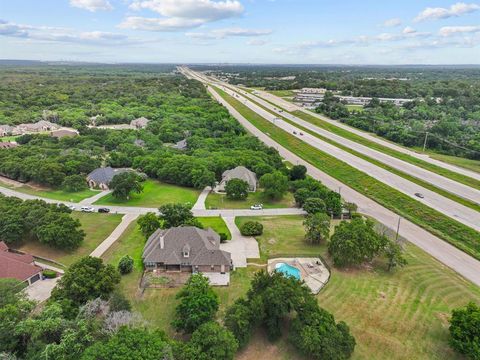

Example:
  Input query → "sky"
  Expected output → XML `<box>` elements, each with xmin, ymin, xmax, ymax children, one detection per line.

<box><xmin>0</xmin><ymin>0</ymin><xmax>479</xmax><ymax>64</ymax></box>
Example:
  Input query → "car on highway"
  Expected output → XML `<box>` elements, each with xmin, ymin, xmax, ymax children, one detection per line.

<box><xmin>414</xmin><ymin>193</ymin><xmax>425</xmax><ymax>198</ymax></box>
<box><xmin>80</xmin><ymin>206</ymin><xmax>95</xmax><ymax>213</ymax></box>
<box><xmin>250</xmin><ymin>204</ymin><xmax>263</xmax><ymax>210</ymax></box>
<box><xmin>98</xmin><ymin>207</ymin><xmax>110</xmax><ymax>213</ymax></box>
<box><xmin>293</xmin><ymin>131</ymin><xmax>297</xmax><ymax>135</ymax></box>
<box><xmin>299</xmin><ymin>132</ymin><xmax>304</xmax><ymax>136</ymax></box>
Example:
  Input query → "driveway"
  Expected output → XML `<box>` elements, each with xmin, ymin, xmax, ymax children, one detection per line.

<box><xmin>26</xmin><ymin>277</ymin><xmax>61</xmax><ymax>303</ymax></box>
<box><xmin>220</xmin><ymin>216</ymin><xmax>260</xmax><ymax>268</ymax></box>
<box><xmin>192</xmin><ymin>186</ymin><xmax>211</xmax><ymax>210</ymax></box>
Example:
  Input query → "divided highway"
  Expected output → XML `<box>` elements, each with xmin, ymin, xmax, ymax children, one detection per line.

<box><xmin>182</xmin><ymin>68</ymin><xmax>480</xmax><ymax>232</ymax></box>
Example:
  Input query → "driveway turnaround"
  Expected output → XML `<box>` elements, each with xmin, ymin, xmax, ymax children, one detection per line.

<box><xmin>26</xmin><ymin>277</ymin><xmax>60</xmax><ymax>303</ymax></box>
<box><xmin>220</xmin><ymin>216</ymin><xmax>260</xmax><ymax>268</ymax></box>
<box><xmin>205</xmin><ymin>82</ymin><xmax>480</xmax><ymax>287</ymax></box>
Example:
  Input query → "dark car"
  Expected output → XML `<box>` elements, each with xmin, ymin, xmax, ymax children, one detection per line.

<box><xmin>414</xmin><ymin>193</ymin><xmax>424</xmax><ymax>199</ymax></box>
<box><xmin>98</xmin><ymin>207</ymin><xmax>110</xmax><ymax>213</ymax></box>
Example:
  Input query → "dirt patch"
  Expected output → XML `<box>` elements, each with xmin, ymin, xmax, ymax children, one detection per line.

<box><xmin>268</xmin><ymin>238</ymin><xmax>276</xmax><ymax>245</ymax></box>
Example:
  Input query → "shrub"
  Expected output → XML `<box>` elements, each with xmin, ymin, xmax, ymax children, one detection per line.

<box><xmin>42</xmin><ymin>269</ymin><xmax>57</xmax><ymax>278</ymax></box>
<box><xmin>117</xmin><ymin>255</ymin><xmax>134</xmax><ymax>275</ymax></box>
<box><xmin>449</xmin><ymin>302</ymin><xmax>480</xmax><ymax>359</ymax></box>
<box><xmin>109</xmin><ymin>291</ymin><xmax>131</xmax><ymax>312</ymax></box>
<box><xmin>240</xmin><ymin>221</ymin><xmax>263</xmax><ymax>236</ymax></box>
<box><xmin>303</xmin><ymin>197</ymin><xmax>327</xmax><ymax>214</ymax></box>
<box><xmin>219</xmin><ymin>233</ymin><xmax>228</xmax><ymax>243</ymax></box>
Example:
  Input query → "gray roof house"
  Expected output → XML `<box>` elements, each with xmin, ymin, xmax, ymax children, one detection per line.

<box><xmin>130</xmin><ymin>117</ymin><xmax>150</xmax><ymax>129</ymax></box>
<box><xmin>143</xmin><ymin>226</ymin><xmax>232</xmax><ymax>286</ymax></box>
<box><xmin>172</xmin><ymin>139</ymin><xmax>188</xmax><ymax>150</ymax></box>
<box><xmin>217</xmin><ymin>166</ymin><xmax>258</xmax><ymax>192</ymax></box>
<box><xmin>0</xmin><ymin>125</ymin><xmax>14</xmax><ymax>137</ymax></box>
<box><xmin>86</xmin><ymin>167</ymin><xmax>129</xmax><ymax>190</ymax></box>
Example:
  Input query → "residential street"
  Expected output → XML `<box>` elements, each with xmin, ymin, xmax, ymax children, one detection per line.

<box><xmin>205</xmin><ymin>83</ymin><xmax>480</xmax><ymax>287</ymax></box>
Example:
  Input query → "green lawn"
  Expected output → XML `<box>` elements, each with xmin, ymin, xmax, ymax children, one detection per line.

<box><xmin>94</xmin><ymin>180</ymin><xmax>201</xmax><ymax>208</ymax></box>
<box><xmin>215</xmin><ymin>87</ymin><xmax>480</xmax><ymax>261</ymax></box>
<box><xmin>0</xmin><ymin>135</ymin><xmax>19</xmax><ymax>142</ymax></box>
<box><xmin>16</xmin><ymin>212</ymin><xmax>122</xmax><ymax>267</ymax></box>
<box><xmin>267</xmin><ymin>90</ymin><xmax>296</xmax><ymax>98</ymax></box>
<box><xmin>205</xmin><ymin>190</ymin><xmax>296</xmax><ymax>209</ymax></box>
<box><xmin>422</xmin><ymin>150</ymin><xmax>480</xmax><ymax>174</ymax></box>
<box><xmin>346</xmin><ymin>104</ymin><xmax>364</xmax><ymax>112</ymax></box>
<box><xmin>196</xmin><ymin>216</ymin><xmax>231</xmax><ymax>240</ymax></box>
<box><xmin>233</xmin><ymin>215</ymin><xmax>480</xmax><ymax>360</ymax></box>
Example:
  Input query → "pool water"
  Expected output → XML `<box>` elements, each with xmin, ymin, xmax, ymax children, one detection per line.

<box><xmin>275</xmin><ymin>262</ymin><xmax>301</xmax><ymax>280</ymax></box>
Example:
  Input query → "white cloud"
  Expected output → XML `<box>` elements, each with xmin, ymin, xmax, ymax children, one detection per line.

<box><xmin>414</xmin><ymin>2</ymin><xmax>480</xmax><ymax>22</ymax></box>
<box><xmin>122</xmin><ymin>0</ymin><xmax>244</xmax><ymax>31</ymax></box>
<box><xmin>186</xmin><ymin>27</ymin><xmax>271</xmax><ymax>39</ymax></box>
<box><xmin>439</xmin><ymin>25</ymin><xmax>480</xmax><ymax>36</ymax></box>
<box><xmin>403</xmin><ymin>26</ymin><xmax>416</xmax><ymax>34</ymax></box>
<box><xmin>70</xmin><ymin>0</ymin><xmax>113</xmax><ymax>12</ymax></box>
<box><xmin>247</xmin><ymin>39</ymin><xmax>267</xmax><ymax>46</ymax></box>
<box><xmin>383</xmin><ymin>18</ymin><xmax>402</xmax><ymax>27</ymax></box>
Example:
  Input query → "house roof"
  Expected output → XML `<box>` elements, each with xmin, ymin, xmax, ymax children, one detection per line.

<box><xmin>0</xmin><ymin>241</ymin><xmax>42</xmax><ymax>282</ymax></box>
<box><xmin>221</xmin><ymin>166</ymin><xmax>257</xmax><ymax>188</ymax></box>
<box><xmin>130</xmin><ymin>117</ymin><xmax>149</xmax><ymax>128</ymax></box>
<box><xmin>86</xmin><ymin>167</ymin><xmax>129</xmax><ymax>185</ymax></box>
<box><xmin>143</xmin><ymin>226</ymin><xmax>231</xmax><ymax>267</ymax></box>
<box><xmin>173</xmin><ymin>139</ymin><xmax>187</xmax><ymax>150</ymax></box>
<box><xmin>0</xmin><ymin>125</ymin><xmax>14</xmax><ymax>132</ymax></box>
<box><xmin>51</xmin><ymin>129</ymin><xmax>78</xmax><ymax>138</ymax></box>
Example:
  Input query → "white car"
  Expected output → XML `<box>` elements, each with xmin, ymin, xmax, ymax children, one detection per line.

<box><xmin>80</xmin><ymin>206</ymin><xmax>95</xmax><ymax>213</ymax></box>
<box><xmin>250</xmin><ymin>204</ymin><xmax>263</xmax><ymax>210</ymax></box>
<box><xmin>67</xmin><ymin>205</ymin><xmax>76</xmax><ymax>211</ymax></box>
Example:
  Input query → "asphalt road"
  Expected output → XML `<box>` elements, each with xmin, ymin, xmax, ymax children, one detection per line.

<box><xmin>202</xmin><ymin>82</ymin><xmax>480</xmax><ymax>287</ymax></box>
<box><xmin>193</xmin><ymin>74</ymin><xmax>480</xmax><ymax>232</ymax></box>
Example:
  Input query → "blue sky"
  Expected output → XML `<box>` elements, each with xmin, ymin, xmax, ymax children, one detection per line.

<box><xmin>0</xmin><ymin>0</ymin><xmax>479</xmax><ymax>64</ymax></box>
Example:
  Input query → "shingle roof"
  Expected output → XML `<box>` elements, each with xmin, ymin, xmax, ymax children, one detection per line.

<box><xmin>221</xmin><ymin>166</ymin><xmax>257</xmax><ymax>188</ymax></box>
<box><xmin>143</xmin><ymin>226</ymin><xmax>231</xmax><ymax>267</ymax></box>
<box><xmin>173</xmin><ymin>139</ymin><xmax>187</xmax><ymax>150</ymax></box>
<box><xmin>0</xmin><ymin>241</ymin><xmax>42</xmax><ymax>282</ymax></box>
<box><xmin>130</xmin><ymin>117</ymin><xmax>149</xmax><ymax>128</ymax></box>
<box><xmin>86</xmin><ymin>167</ymin><xmax>128</xmax><ymax>185</ymax></box>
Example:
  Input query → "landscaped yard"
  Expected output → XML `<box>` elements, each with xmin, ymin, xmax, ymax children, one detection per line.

<box><xmin>16</xmin><ymin>212</ymin><xmax>123</xmax><ymax>267</ymax></box>
<box><xmin>0</xmin><ymin>177</ymin><xmax>98</xmax><ymax>202</ymax></box>
<box><xmin>94</xmin><ymin>179</ymin><xmax>200</xmax><ymax>208</ymax></box>
<box><xmin>205</xmin><ymin>190</ymin><xmax>296</xmax><ymax>209</ymax></box>
<box><xmin>196</xmin><ymin>216</ymin><xmax>231</xmax><ymax>240</ymax></box>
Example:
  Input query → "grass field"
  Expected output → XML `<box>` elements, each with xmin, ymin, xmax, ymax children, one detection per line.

<box><xmin>16</xmin><ymin>212</ymin><xmax>122</xmax><ymax>266</ymax></box>
<box><xmin>267</xmin><ymin>90</ymin><xmax>296</xmax><ymax>98</ymax></box>
<box><xmin>196</xmin><ymin>216</ymin><xmax>231</xmax><ymax>240</ymax></box>
<box><xmin>0</xmin><ymin>135</ymin><xmax>19</xmax><ymax>142</ymax></box>
<box><xmin>346</xmin><ymin>104</ymin><xmax>364</xmax><ymax>112</ymax></box>
<box><xmin>205</xmin><ymin>190</ymin><xmax>296</xmax><ymax>209</ymax></box>
<box><xmin>422</xmin><ymin>150</ymin><xmax>480</xmax><ymax>174</ymax></box>
<box><xmin>215</xmin><ymin>87</ymin><xmax>480</xmax><ymax>260</ymax></box>
<box><xmin>0</xmin><ymin>178</ymin><xmax>98</xmax><ymax>202</ymax></box>
<box><xmin>94</xmin><ymin>179</ymin><xmax>200</xmax><ymax>208</ymax></box>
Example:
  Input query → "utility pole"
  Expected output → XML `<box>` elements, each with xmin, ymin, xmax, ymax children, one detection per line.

<box><xmin>395</xmin><ymin>217</ymin><xmax>401</xmax><ymax>242</ymax></box>
<box><xmin>422</xmin><ymin>132</ymin><xmax>429</xmax><ymax>152</ymax></box>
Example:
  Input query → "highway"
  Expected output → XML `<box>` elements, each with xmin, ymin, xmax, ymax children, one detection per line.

<box><xmin>200</xmin><ymin>81</ymin><xmax>480</xmax><ymax>287</ymax></box>
<box><xmin>182</xmin><ymin>67</ymin><xmax>480</xmax><ymax>232</ymax></box>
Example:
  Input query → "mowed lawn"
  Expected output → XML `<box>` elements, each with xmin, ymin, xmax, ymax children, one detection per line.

<box><xmin>196</xmin><ymin>216</ymin><xmax>231</xmax><ymax>240</ymax></box>
<box><xmin>94</xmin><ymin>180</ymin><xmax>200</xmax><ymax>208</ymax></box>
<box><xmin>234</xmin><ymin>215</ymin><xmax>480</xmax><ymax>360</ymax></box>
<box><xmin>16</xmin><ymin>212</ymin><xmax>122</xmax><ymax>267</ymax></box>
<box><xmin>102</xmin><ymin>221</ymin><xmax>252</xmax><ymax>334</ymax></box>
<box><xmin>206</xmin><ymin>190</ymin><xmax>296</xmax><ymax>209</ymax></box>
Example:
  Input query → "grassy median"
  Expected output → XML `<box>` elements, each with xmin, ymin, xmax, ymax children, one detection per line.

<box><xmin>214</xmin><ymin>87</ymin><xmax>480</xmax><ymax>260</ymax></box>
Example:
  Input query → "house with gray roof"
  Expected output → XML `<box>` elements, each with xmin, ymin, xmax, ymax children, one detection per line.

<box><xmin>86</xmin><ymin>167</ymin><xmax>129</xmax><ymax>190</ymax></box>
<box><xmin>130</xmin><ymin>117</ymin><xmax>150</xmax><ymax>129</ymax></box>
<box><xmin>0</xmin><ymin>125</ymin><xmax>14</xmax><ymax>137</ymax></box>
<box><xmin>143</xmin><ymin>226</ymin><xmax>232</xmax><ymax>286</ymax></box>
<box><xmin>217</xmin><ymin>166</ymin><xmax>258</xmax><ymax>192</ymax></box>
<box><xmin>172</xmin><ymin>138</ymin><xmax>188</xmax><ymax>150</ymax></box>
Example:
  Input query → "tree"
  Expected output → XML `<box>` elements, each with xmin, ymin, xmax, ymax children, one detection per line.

<box><xmin>290</xmin><ymin>306</ymin><xmax>356</xmax><ymax>360</ymax></box>
<box><xmin>109</xmin><ymin>291</ymin><xmax>132</xmax><ymax>312</ymax></box>
<box><xmin>159</xmin><ymin>203</ymin><xmax>197</xmax><ymax>228</ymax></box>
<box><xmin>224</xmin><ymin>298</ymin><xmax>256</xmax><ymax>348</ymax></box>
<box><xmin>328</xmin><ymin>218</ymin><xmax>387</xmax><ymax>267</ymax></box>
<box><xmin>326</xmin><ymin>191</ymin><xmax>342</xmax><ymax>217</ymax></box>
<box><xmin>449</xmin><ymin>302</ymin><xmax>480</xmax><ymax>359</ymax></box>
<box><xmin>110</xmin><ymin>172</ymin><xmax>144</xmax><ymax>200</ymax></box>
<box><xmin>182</xmin><ymin>322</ymin><xmax>239</xmax><ymax>360</ymax></box>
<box><xmin>36</xmin><ymin>213</ymin><xmax>85</xmax><ymax>249</ymax></box>
<box><xmin>62</xmin><ymin>174</ymin><xmax>88</xmax><ymax>192</ymax></box>
<box><xmin>240</xmin><ymin>221</ymin><xmax>263</xmax><ymax>236</ymax></box>
<box><xmin>81</xmin><ymin>327</ymin><xmax>173</xmax><ymax>360</ymax></box>
<box><xmin>293</xmin><ymin>188</ymin><xmax>311</xmax><ymax>207</ymax></box>
<box><xmin>225</xmin><ymin>179</ymin><xmax>249</xmax><ymax>200</ymax></box>
<box><xmin>303</xmin><ymin>197</ymin><xmax>327</xmax><ymax>214</ymax></box>
<box><xmin>303</xmin><ymin>213</ymin><xmax>331</xmax><ymax>244</ymax></box>
<box><xmin>51</xmin><ymin>256</ymin><xmax>121</xmax><ymax>309</ymax></box>
<box><xmin>259</xmin><ymin>171</ymin><xmax>289</xmax><ymax>200</ymax></box>
<box><xmin>138</xmin><ymin>212</ymin><xmax>161</xmax><ymax>238</ymax></box>
<box><xmin>384</xmin><ymin>240</ymin><xmax>407</xmax><ymax>271</ymax></box>
<box><xmin>289</xmin><ymin>165</ymin><xmax>307</xmax><ymax>181</ymax></box>
<box><xmin>172</xmin><ymin>274</ymin><xmax>219</xmax><ymax>333</ymax></box>
<box><xmin>343</xmin><ymin>202</ymin><xmax>358</xmax><ymax>217</ymax></box>
<box><xmin>118</xmin><ymin>255</ymin><xmax>134</xmax><ymax>275</ymax></box>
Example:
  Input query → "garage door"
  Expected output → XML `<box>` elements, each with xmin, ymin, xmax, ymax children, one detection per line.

<box><xmin>30</xmin><ymin>274</ymin><xmax>40</xmax><ymax>284</ymax></box>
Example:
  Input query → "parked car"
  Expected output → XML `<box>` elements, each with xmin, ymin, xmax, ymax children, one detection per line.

<box><xmin>67</xmin><ymin>205</ymin><xmax>76</xmax><ymax>211</ymax></box>
<box><xmin>414</xmin><ymin>193</ymin><xmax>425</xmax><ymax>198</ymax></box>
<box><xmin>98</xmin><ymin>207</ymin><xmax>110</xmax><ymax>213</ymax></box>
<box><xmin>80</xmin><ymin>206</ymin><xmax>95</xmax><ymax>213</ymax></box>
<box><xmin>250</xmin><ymin>204</ymin><xmax>263</xmax><ymax>210</ymax></box>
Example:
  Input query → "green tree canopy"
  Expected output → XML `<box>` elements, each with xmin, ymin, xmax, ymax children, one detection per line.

<box><xmin>259</xmin><ymin>171</ymin><xmax>289</xmax><ymax>200</ymax></box>
<box><xmin>159</xmin><ymin>203</ymin><xmax>200</xmax><ymax>228</ymax></box>
<box><xmin>449</xmin><ymin>302</ymin><xmax>480</xmax><ymax>359</ymax></box>
<box><xmin>303</xmin><ymin>197</ymin><xmax>327</xmax><ymax>214</ymax></box>
<box><xmin>303</xmin><ymin>212</ymin><xmax>331</xmax><ymax>244</ymax></box>
<box><xmin>138</xmin><ymin>212</ymin><xmax>161</xmax><ymax>238</ymax></box>
<box><xmin>225</xmin><ymin>178</ymin><xmax>249</xmax><ymax>200</ymax></box>
<box><xmin>110</xmin><ymin>172</ymin><xmax>144</xmax><ymax>200</ymax></box>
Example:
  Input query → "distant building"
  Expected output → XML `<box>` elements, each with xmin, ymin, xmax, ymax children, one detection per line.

<box><xmin>130</xmin><ymin>117</ymin><xmax>150</xmax><ymax>129</ymax></box>
<box><xmin>143</xmin><ymin>226</ymin><xmax>232</xmax><ymax>286</ymax></box>
<box><xmin>0</xmin><ymin>241</ymin><xmax>42</xmax><ymax>286</ymax></box>
<box><xmin>51</xmin><ymin>128</ymin><xmax>79</xmax><ymax>138</ymax></box>
<box><xmin>172</xmin><ymin>139</ymin><xmax>188</xmax><ymax>151</ymax></box>
<box><xmin>11</xmin><ymin>120</ymin><xmax>61</xmax><ymax>135</ymax></box>
<box><xmin>86</xmin><ymin>167</ymin><xmax>130</xmax><ymax>190</ymax></box>
<box><xmin>0</xmin><ymin>125</ymin><xmax>14</xmax><ymax>137</ymax></box>
<box><xmin>217</xmin><ymin>166</ymin><xmax>257</xmax><ymax>192</ymax></box>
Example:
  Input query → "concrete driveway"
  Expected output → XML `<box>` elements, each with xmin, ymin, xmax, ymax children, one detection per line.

<box><xmin>26</xmin><ymin>277</ymin><xmax>61</xmax><ymax>303</ymax></box>
<box><xmin>220</xmin><ymin>216</ymin><xmax>260</xmax><ymax>268</ymax></box>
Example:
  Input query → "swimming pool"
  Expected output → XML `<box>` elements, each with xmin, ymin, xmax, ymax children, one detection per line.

<box><xmin>275</xmin><ymin>262</ymin><xmax>301</xmax><ymax>280</ymax></box>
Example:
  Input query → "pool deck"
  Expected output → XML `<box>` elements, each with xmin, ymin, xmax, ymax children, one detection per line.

<box><xmin>268</xmin><ymin>257</ymin><xmax>330</xmax><ymax>294</ymax></box>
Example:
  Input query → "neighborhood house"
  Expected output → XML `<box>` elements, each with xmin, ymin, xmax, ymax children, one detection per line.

<box><xmin>86</xmin><ymin>166</ymin><xmax>129</xmax><ymax>190</ymax></box>
<box><xmin>0</xmin><ymin>120</ymin><xmax>61</xmax><ymax>137</ymax></box>
<box><xmin>130</xmin><ymin>117</ymin><xmax>150</xmax><ymax>129</ymax></box>
<box><xmin>143</xmin><ymin>226</ymin><xmax>232</xmax><ymax>286</ymax></box>
<box><xmin>0</xmin><ymin>241</ymin><xmax>43</xmax><ymax>286</ymax></box>
<box><xmin>217</xmin><ymin>166</ymin><xmax>258</xmax><ymax>192</ymax></box>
